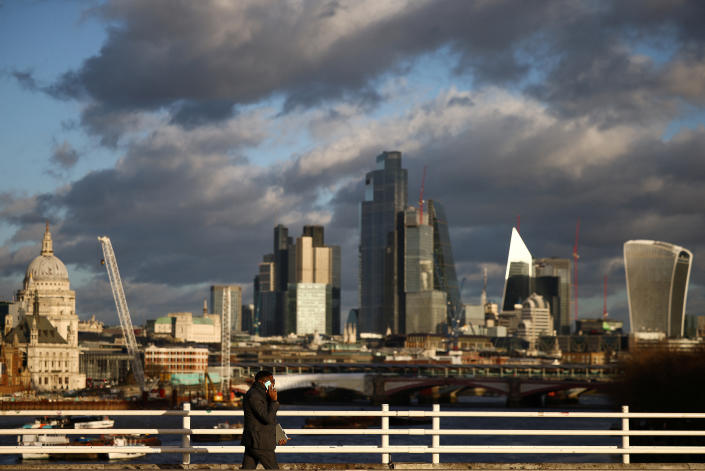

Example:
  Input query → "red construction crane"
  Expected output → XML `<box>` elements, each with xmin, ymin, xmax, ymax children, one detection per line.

<box><xmin>572</xmin><ymin>220</ymin><xmax>580</xmax><ymax>323</ymax></box>
<box><xmin>418</xmin><ymin>166</ymin><xmax>427</xmax><ymax>225</ymax></box>
<box><xmin>603</xmin><ymin>275</ymin><xmax>608</xmax><ymax>320</ymax></box>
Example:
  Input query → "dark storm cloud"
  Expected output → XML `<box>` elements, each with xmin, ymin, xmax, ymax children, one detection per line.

<box><xmin>47</xmin><ymin>0</ymin><xmax>705</xmax><ymax>140</ymax></box>
<box><xmin>79</xmin><ymin>103</ymin><xmax>143</xmax><ymax>148</ymax></box>
<box><xmin>169</xmin><ymin>100</ymin><xmax>236</xmax><ymax>128</ymax></box>
<box><xmin>50</xmin><ymin>0</ymin><xmax>553</xmax><ymax>116</ymax></box>
<box><xmin>50</xmin><ymin>140</ymin><xmax>80</xmax><ymax>169</ymax></box>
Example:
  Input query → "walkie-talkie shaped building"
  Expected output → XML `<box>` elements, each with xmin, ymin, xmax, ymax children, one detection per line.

<box><xmin>624</xmin><ymin>240</ymin><xmax>693</xmax><ymax>337</ymax></box>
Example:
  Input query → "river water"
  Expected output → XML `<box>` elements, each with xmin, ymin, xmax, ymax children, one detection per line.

<box><xmin>0</xmin><ymin>394</ymin><xmax>621</xmax><ymax>465</ymax></box>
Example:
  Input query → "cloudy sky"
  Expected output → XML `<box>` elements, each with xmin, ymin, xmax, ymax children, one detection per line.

<box><xmin>1</xmin><ymin>0</ymin><xmax>704</xmax><ymax>329</ymax></box>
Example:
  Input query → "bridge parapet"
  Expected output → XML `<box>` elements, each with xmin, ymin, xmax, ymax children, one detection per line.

<box><xmin>3</xmin><ymin>405</ymin><xmax>704</xmax><ymax>466</ymax></box>
<box><xmin>234</xmin><ymin>362</ymin><xmax>620</xmax><ymax>382</ymax></box>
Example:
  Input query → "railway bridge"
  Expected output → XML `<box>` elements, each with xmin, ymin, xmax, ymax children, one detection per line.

<box><xmin>231</xmin><ymin>362</ymin><xmax>617</xmax><ymax>406</ymax></box>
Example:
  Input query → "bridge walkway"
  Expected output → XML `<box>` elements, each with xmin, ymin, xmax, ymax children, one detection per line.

<box><xmin>0</xmin><ymin>463</ymin><xmax>704</xmax><ymax>470</ymax></box>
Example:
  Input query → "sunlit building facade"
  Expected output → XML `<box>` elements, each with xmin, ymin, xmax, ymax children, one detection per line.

<box><xmin>287</xmin><ymin>283</ymin><xmax>332</xmax><ymax>335</ymax></box>
<box><xmin>501</xmin><ymin>227</ymin><xmax>533</xmax><ymax>311</ymax></box>
<box><xmin>1</xmin><ymin>224</ymin><xmax>85</xmax><ymax>391</ymax></box>
<box><xmin>624</xmin><ymin>240</ymin><xmax>693</xmax><ymax>337</ymax></box>
<box><xmin>400</xmin><ymin>206</ymin><xmax>447</xmax><ymax>333</ymax></box>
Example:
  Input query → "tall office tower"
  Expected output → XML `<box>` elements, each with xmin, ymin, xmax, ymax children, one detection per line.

<box><xmin>534</xmin><ymin>258</ymin><xmax>572</xmax><ymax>334</ymax></box>
<box><xmin>257</xmin><ymin>260</ymin><xmax>275</xmax><ymax>291</ymax></box>
<box><xmin>624</xmin><ymin>240</ymin><xmax>693</xmax><ymax>337</ymax></box>
<box><xmin>272</xmin><ymin>225</ymin><xmax>293</xmax><ymax>335</ymax></box>
<box><xmin>210</xmin><ymin>285</ymin><xmax>243</xmax><ymax>333</ymax></box>
<box><xmin>501</xmin><ymin>227</ymin><xmax>533</xmax><ymax>311</ymax></box>
<box><xmin>273</xmin><ymin>225</ymin><xmax>290</xmax><ymax>291</ymax></box>
<box><xmin>303</xmin><ymin>225</ymin><xmax>325</xmax><ymax>247</ymax></box>
<box><xmin>295</xmin><ymin>236</ymin><xmax>315</xmax><ymax>282</ymax></box>
<box><xmin>330</xmin><ymin>245</ymin><xmax>342</xmax><ymax>334</ymax></box>
<box><xmin>401</xmin><ymin>206</ymin><xmax>447</xmax><ymax>333</ymax></box>
<box><xmin>359</xmin><ymin>151</ymin><xmax>408</xmax><ymax>334</ymax></box>
<box><xmin>517</xmin><ymin>293</ymin><xmax>553</xmax><ymax>349</ymax></box>
<box><xmin>254</xmin><ymin>254</ymin><xmax>278</xmax><ymax>336</ymax></box>
<box><xmin>241</xmin><ymin>304</ymin><xmax>254</xmax><ymax>333</ymax></box>
<box><xmin>287</xmin><ymin>283</ymin><xmax>332</xmax><ymax>335</ymax></box>
<box><xmin>286</xmin><ymin>228</ymin><xmax>340</xmax><ymax>335</ymax></box>
<box><xmin>427</xmin><ymin>200</ymin><xmax>462</xmax><ymax>327</ymax></box>
<box><xmin>301</xmin><ymin>224</ymin><xmax>341</xmax><ymax>332</ymax></box>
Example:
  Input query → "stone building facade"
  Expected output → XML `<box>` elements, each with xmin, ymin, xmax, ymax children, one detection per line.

<box><xmin>1</xmin><ymin>224</ymin><xmax>86</xmax><ymax>391</ymax></box>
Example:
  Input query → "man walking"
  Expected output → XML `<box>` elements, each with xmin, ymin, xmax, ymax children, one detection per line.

<box><xmin>241</xmin><ymin>370</ymin><xmax>280</xmax><ymax>469</ymax></box>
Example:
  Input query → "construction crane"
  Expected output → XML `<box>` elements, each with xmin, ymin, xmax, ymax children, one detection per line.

<box><xmin>220</xmin><ymin>289</ymin><xmax>231</xmax><ymax>394</ymax></box>
<box><xmin>457</xmin><ymin>277</ymin><xmax>471</xmax><ymax>334</ymax></box>
<box><xmin>98</xmin><ymin>236</ymin><xmax>145</xmax><ymax>390</ymax></box>
<box><xmin>572</xmin><ymin>220</ymin><xmax>580</xmax><ymax>325</ymax></box>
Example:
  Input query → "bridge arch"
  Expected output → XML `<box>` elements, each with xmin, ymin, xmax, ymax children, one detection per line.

<box><xmin>232</xmin><ymin>373</ymin><xmax>368</xmax><ymax>396</ymax></box>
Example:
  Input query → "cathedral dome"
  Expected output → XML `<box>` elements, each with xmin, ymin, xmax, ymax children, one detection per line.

<box><xmin>24</xmin><ymin>223</ymin><xmax>69</xmax><ymax>284</ymax></box>
<box><xmin>26</xmin><ymin>253</ymin><xmax>69</xmax><ymax>282</ymax></box>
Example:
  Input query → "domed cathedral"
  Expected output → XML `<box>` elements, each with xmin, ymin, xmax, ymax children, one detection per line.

<box><xmin>15</xmin><ymin>223</ymin><xmax>78</xmax><ymax>345</ymax></box>
<box><xmin>2</xmin><ymin>223</ymin><xmax>85</xmax><ymax>392</ymax></box>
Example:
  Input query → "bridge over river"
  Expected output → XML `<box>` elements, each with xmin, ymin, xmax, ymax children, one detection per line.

<box><xmin>231</xmin><ymin>363</ymin><xmax>618</xmax><ymax>406</ymax></box>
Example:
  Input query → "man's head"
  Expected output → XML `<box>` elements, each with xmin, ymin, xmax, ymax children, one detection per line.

<box><xmin>254</xmin><ymin>370</ymin><xmax>274</xmax><ymax>385</ymax></box>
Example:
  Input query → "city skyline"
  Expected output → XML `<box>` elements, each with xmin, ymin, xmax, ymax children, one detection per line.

<box><xmin>1</xmin><ymin>1</ymin><xmax>704</xmax><ymax>328</ymax></box>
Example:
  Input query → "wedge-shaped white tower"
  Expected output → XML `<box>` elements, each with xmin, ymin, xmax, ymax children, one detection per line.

<box><xmin>501</xmin><ymin>227</ymin><xmax>533</xmax><ymax>311</ymax></box>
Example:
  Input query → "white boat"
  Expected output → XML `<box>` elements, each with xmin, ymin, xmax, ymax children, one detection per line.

<box><xmin>18</xmin><ymin>415</ymin><xmax>114</xmax><ymax>460</ymax></box>
<box><xmin>71</xmin><ymin>415</ymin><xmax>115</xmax><ymax>429</ymax></box>
<box><xmin>18</xmin><ymin>434</ymin><xmax>70</xmax><ymax>460</ymax></box>
<box><xmin>22</xmin><ymin>415</ymin><xmax>115</xmax><ymax>430</ymax></box>
<box><xmin>106</xmin><ymin>436</ymin><xmax>147</xmax><ymax>460</ymax></box>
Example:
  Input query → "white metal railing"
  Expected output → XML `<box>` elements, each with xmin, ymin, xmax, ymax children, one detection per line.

<box><xmin>3</xmin><ymin>404</ymin><xmax>705</xmax><ymax>465</ymax></box>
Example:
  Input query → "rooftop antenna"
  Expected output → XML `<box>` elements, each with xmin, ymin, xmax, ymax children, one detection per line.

<box><xmin>418</xmin><ymin>166</ymin><xmax>427</xmax><ymax>225</ymax></box>
<box><xmin>572</xmin><ymin>219</ymin><xmax>580</xmax><ymax>323</ymax></box>
<box><xmin>516</xmin><ymin>215</ymin><xmax>520</xmax><ymax>233</ymax></box>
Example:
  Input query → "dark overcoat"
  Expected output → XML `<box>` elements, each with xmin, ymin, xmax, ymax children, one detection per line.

<box><xmin>241</xmin><ymin>381</ymin><xmax>279</xmax><ymax>450</ymax></box>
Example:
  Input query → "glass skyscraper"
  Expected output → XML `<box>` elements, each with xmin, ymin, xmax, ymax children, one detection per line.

<box><xmin>400</xmin><ymin>206</ymin><xmax>448</xmax><ymax>334</ymax></box>
<box><xmin>534</xmin><ymin>257</ymin><xmax>572</xmax><ymax>334</ymax></box>
<box><xmin>624</xmin><ymin>240</ymin><xmax>693</xmax><ymax>337</ymax></box>
<box><xmin>427</xmin><ymin>200</ymin><xmax>462</xmax><ymax>328</ymax></box>
<box><xmin>210</xmin><ymin>285</ymin><xmax>242</xmax><ymax>333</ymax></box>
<box><xmin>359</xmin><ymin>151</ymin><xmax>407</xmax><ymax>334</ymax></box>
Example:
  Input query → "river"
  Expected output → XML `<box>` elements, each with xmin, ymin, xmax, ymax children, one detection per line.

<box><xmin>0</xmin><ymin>394</ymin><xmax>621</xmax><ymax>465</ymax></box>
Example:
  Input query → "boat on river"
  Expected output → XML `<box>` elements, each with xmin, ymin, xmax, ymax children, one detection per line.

<box><xmin>18</xmin><ymin>415</ymin><xmax>157</xmax><ymax>460</ymax></box>
<box><xmin>192</xmin><ymin>421</ymin><xmax>243</xmax><ymax>442</ymax></box>
<box><xmin>22</xmin><ymin>415</ymin><xmax>115</xmax><ymax>429</ymax></box>
<box><xmin>18</xmin><ymin>434</ymin><xmax>70</xmax><ymax>460</ymax></box>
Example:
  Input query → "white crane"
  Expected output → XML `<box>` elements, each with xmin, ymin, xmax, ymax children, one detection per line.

<box><xmin>98</xmin><ymin>236</ymin><xmax>145</xmax><ymax>390</ymax></box>
<box><xmin>220</xmin><ymin>289</ymin><xmax>231</xmax><ymax>394</ymax></box>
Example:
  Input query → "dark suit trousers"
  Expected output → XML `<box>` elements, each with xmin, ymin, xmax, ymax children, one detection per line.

<box><xmin>241</xmin><ymin>447</ymin><xmax>279</xmax><ymax>469</ymax></box>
